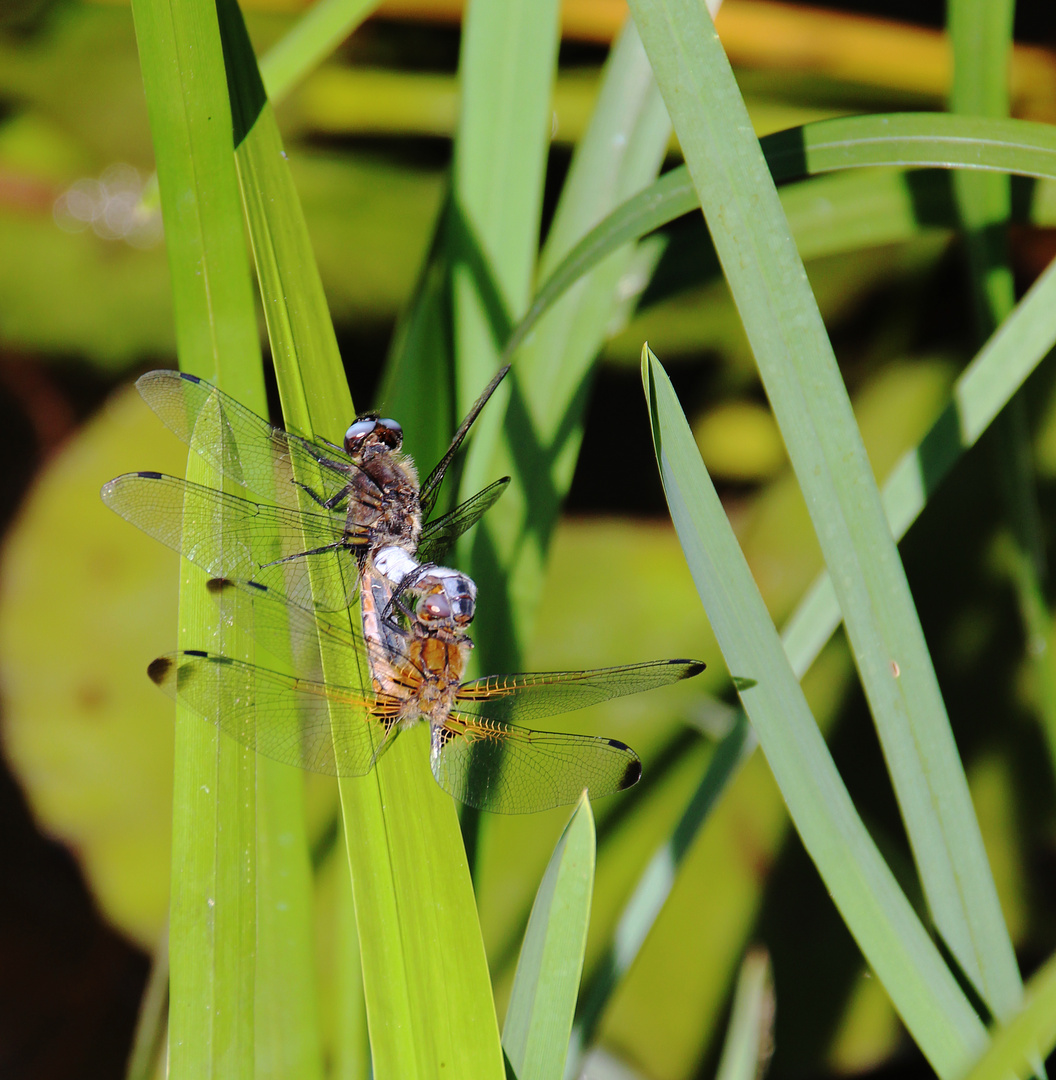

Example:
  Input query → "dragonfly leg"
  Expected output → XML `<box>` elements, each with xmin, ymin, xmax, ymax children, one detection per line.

<box><xmin>261</xmin><ymin>539</ymin><xmax>355</xmax><ymax>568</ymax></box>
<box><xmin>383</xmin><ymin>563</ymin><xmax>439</xmax><ymax>623</ymax></box>
<box><xmin>291</xmin><ymin>478</ymin><xmax>350</xmax><ymax>514</ymax></box>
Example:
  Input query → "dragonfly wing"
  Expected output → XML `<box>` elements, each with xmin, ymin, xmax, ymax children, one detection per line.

<box><xmin>101</xmin><ymin>472</ymin><xmax>361</xmax><ymax>612</ymax></box>
<box><xmin>416</xmin><ymin>477</ymin><xmax>510</xmax><ymax>563</ymax></box>
<box><xmin>430</xmin><ymin>711</ymin><xmax>641</xmax><ymax>813</ymax></box>
<box><xmin>201</xmin><ymin>574</ymin><xmax>422</xmax><ymax>707</ymax></box>
<box><xmin>204</xmin><ymin>576</ymin><xmax>366</xmax><ymax>680</ymax></box>
<box><xmin>418</xmin><ymin>363</ymin><xmax>510</xmax><ymax>518</ymax></box>
<box><xmin>149</xmin><ymin>650</ymin><xmax>391</xmax><ymax>776</ymax></box>
<box><xmin>455</xmin><ymin>659</ymin><xmax>706</xmax><ymax>724</ymax></box>
<box><xmin>136</xmin><ymin>370</ymin><xmax>358</xmax><ymax>507</ymax></box>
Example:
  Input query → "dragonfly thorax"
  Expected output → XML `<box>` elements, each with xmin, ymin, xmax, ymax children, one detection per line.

<box><xmin>345</xmin><ymin>451</ymin><xmax>422</xmax><ymax>554</ymax></box>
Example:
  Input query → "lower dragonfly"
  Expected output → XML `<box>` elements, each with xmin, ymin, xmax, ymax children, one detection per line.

<box><xmin>149</xmin><ymin>571</ymin><xmax>705</xmax><ymax>814</ymax></box>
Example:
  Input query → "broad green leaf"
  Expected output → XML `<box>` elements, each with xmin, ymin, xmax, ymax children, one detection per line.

<box><xmin>457</xmin><ymin>17</ymin><xmax>672</xmax><ymax>674</ymax></box>
<box><xmin>503</xmin><ymin>794</ymin><xmax>596</xmax><ymax>1080</ymax></box>
<box><xmin>449</xmin><ymin>0</ymin><xmax>562</xmax><ymax>638</ymax></box>
<box><xmin>129</xmin><ymin>0</ymin><xmax>264</xmax><ymax>1074</ymax></box>
<box><xmin>216</xmin><ymin>4</ymin><xmax>504</xmax><ymax>1076</ymax></box>
<box><xmin>643</xmin><ymin>348</ymin><xmax>987</xmax><ymax>1076</ymax></box>
<box><xmin>628</xmin><ymin>0</ymin><xmax>1020</xmax><ymax>1027</ymax></box>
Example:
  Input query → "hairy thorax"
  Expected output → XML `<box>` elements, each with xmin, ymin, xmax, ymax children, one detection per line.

<box><xmin>347</xmin><ymin>448</ymin><xmax>422</xmax><ymax>554</ymax></box>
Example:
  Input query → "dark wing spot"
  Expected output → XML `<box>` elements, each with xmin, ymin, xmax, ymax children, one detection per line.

<box><xmin>184</xmin><ymin>649</ymin><xmax>208</xmax><ymax>658</ymax></box>
<box><xmin>137</xmin><ymin>471</ymin><xmax>164</xmax><ymax>480</ymax></box>
<box><xmin>147</xmin><ymin>656</ymin><xmax>173</xmax><ymax>684</ymax></box>
<box><xmin>206</xmin><ymin>577</ymin><xmax>233</xmax><ymax>593</ymax></box>
<box><xmin>673</xmin><ymin>659</ymin><xmax>707</xmax><ymax>677</ymax></box>
<box><xmin>619</xmin><ymin>757</ymin><xmax>643</xmax><ymax>791</ymax></box>
<box><xmin>182</xmin><ymin>373</ymin><xmax>202</xmax><ymax>385</ymax></box>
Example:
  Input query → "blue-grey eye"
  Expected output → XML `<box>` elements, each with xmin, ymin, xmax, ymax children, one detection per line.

<box><xmin>374</xmin><ymin>418</ymin><xmax>403</xmax><ymax>450</ymax></box>
<box><xmin>344</xmin><ymin>418</ymin><xmax>378</xmax><ymax>453</ymax></box>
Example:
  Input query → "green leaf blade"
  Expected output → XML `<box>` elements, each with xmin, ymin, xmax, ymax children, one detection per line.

<box><xmin>628</xmin><ymin>0</ymin><xmax>1021</xmax><ymax>1027</ymax></box>
<box><xmin>713</xmin><ymin>950</ymin><xmax>774</xmax><ymax>1080</ymax></box>
<box><xmin>129</xmin><ymin>0</ymin><xmax>265</xmax><ymax>1074</ymax></box>
<box><xmin>457</xmin><ymin>17</ymin><xmax>672</xmax><ymax>675</ymax></box>
<box><xmin>643</xmin><ymin>348</ymin><xmax>987</xmax><ymax>1076</ymax></box>
<box><xmin>503</xmin><ymin>794</ymin><xmax>596</xmax><ymax>1080</ymax></box>
<box><xmin>215</xmin><ymin>6</ymin><xmax>505</xmax><ymax>1075</ymax></box>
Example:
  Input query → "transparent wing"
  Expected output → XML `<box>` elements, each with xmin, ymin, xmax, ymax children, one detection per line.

<box><xmin>148</xmin><ymin>650</ymin><xmax>393</xmax><ymax>776</ymax></box>
<box><xmin>202</xmin><ymin>574</ymin><xmax>411</xmax><ymax>690</ymax></box>
<box><xmin>417</xmin><ymin>477</ymin><xmax>510</xmax><ymax>563</ymax></box>
<box><xmin>418</xmin><ymin>363</ymin><xmax>510</xmax><ymax>518</ymax></box>
<box><xmin>430</xmin><ymin>711</ymin><xmax>641</xmax><ymax>813</ymax></box>
<box><xmin>454</xmin><ymin>659</ymin><xmax>705</xmax><ymax>724</ymax></box>
<box><xmin>136</xmin><ymin>370</ymin><xmax>357</xmax><ymax>507</ymax></box>
<box><xmin>101</xmin><ymin>472</ymin><xmax>361</xmax><ymax>612</ymax></box>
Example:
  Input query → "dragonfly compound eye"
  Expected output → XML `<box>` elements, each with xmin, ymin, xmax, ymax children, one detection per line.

<box><xmin>451</xmin><ymin>594</ymin><xmax>475</xmax><ymax>627</ymax></box>
<box><xmin>418</xmin><ymin>591</ymin><xmax>453</xmax><ymax>625</ymax></box>
<box><xmin>374</xmin><ymin>418</ymin><xmax>403</xmax><ymax>451</ymax></box>
<box><xmin>343</xmin><ymin>417</ymin><xmax>378</xmax><ymax>454</ymax></box>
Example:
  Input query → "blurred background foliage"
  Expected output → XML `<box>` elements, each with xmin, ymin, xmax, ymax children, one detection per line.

<box><xmin>1</xmin><ymin>0</ymin><xmax>1056</xmax><ymax>1077</ymax></box>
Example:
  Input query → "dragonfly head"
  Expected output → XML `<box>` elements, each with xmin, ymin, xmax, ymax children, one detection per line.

<box><xmin>344</xmin><ymin>415</ymin><xmax>403</xmax><ymax>457</ymax></box>
<box><xmin>416</xmin><ymin>573</ymin><xmax>477</xmax><ymax>630</ymax></box>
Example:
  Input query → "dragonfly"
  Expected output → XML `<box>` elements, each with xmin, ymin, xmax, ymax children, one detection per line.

<box><xmin>148</xmin><ymin>570</ymin><xmax>705</xmax><ymax>814</ymax></box>
<box><xmin>101</xmin><ymin>367</ymin><xmax>509</xmax><ymax>616</ymax></box>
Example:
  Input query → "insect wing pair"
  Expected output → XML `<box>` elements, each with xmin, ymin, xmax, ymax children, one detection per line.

<box><xmin>102</xmin><ymin>368</ymin><xmax>511</xmax><ymax>614</ymax></box>
<box><xmin>104</xmin><ymin>369</ymin><xmax>706</xmax><ymax>811</ymax></box>
<box><xmin>149</xmin><ymin>572</ymin><xmax>704</xmax><ymax>814</ymax></box>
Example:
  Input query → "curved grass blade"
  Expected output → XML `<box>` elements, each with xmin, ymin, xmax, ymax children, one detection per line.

<box><xmin>629</xmin><ymin>0</ymin><xmax>1021</xmax><ymax>1027</ymax></box>
<box><xmin>643</xmin><ymin>348</ymin><xmax>987</xmax><ymax>1076</ymax></box>
<box><xmin>129</xmin><ymin>0</ymin><xmax>266</xmax><ymax>1075</ymax></box>
<box><xmin>571</xmin><ymin>226</ymin><xmax>1056</xmax><ymax>1072</ymax></box>
<box><xmin>949</xmin><ymin>5</ymin><xmax>1046</xmax><ymax>1065</ymax></box>
<box><xmin>502</xmin><ymin>795</ymin><xmax>596</xmax><ymax>1080</ymax></box>
<box><xmin>511</xmin><ymin>113</ymin><xmax>1056</xmax><ymax>356</ymax></box>
<box><xmin>570</xmin><ymin>242</ymin><xmax>1056</xmax><ymax>1055</ymax></box>
<box><xmin>215</xmin><ymin>5</ymin><xmax>504</xmax><ymax>1075</ymax></box>
<box><xmin>124</xmin><ymin>925</ymin><xmax>170</xmax><ymax>1080</ymax></box>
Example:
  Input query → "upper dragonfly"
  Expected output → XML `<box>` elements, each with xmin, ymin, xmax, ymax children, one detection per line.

<box><xmin>102</xmin><ymin>367</ymin><xmax>509</xmax><ymax>615</ymax></box>
<box><xmin>148</xmin><ymin>570</ymin><xmax>705</xmax><ymax>814</ymax></box>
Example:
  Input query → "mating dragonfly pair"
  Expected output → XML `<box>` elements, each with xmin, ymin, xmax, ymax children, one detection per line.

<box><xmin>102</xmin><ymin>368</ymin><xmax>704</xmax><ymax>813</ymax></box>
